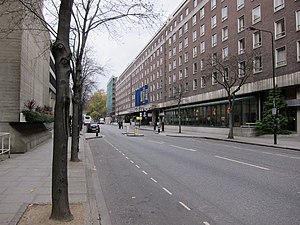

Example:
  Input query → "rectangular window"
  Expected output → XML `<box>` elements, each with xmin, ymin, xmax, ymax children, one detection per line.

<box><xmin>222</xmin><ymin>46</ymin><xmax>229</xmax><ymax>60</ymax></box>
<box><xmin>222</xmin><ymin>26</ymin><xmax>228</xmax><ymax>41</ymax></box>
<box><xmin>276</xmin><ymin>46</ymin><xmax>287</xmax><ymax>67</ymax></box>
<box><xmin>193</xmin><ymin>62</ymin><xmax>198</xmax><ymax>74</ymax></box>
<box><xmin>211</xmin><ymin>0</ymin><xmax>216</xmax><ymax>10</ymax></box>
<box><xmin>185</xmin><ymin>8</ymin><xmax>189</xmax><ymax>16</ymax></box>
<box><xmin>192</xmin><ymin>14</ymin><xmax>197</xmax><ymax>25</ymax></box>
<box><xmin>212</xmin><ymin>72</ymin><xmax>217</xmax><ymax>85</ymax></box>
<box><xmin>274</xmin><ymin>0</ymin><xmax>284</xmax><ymax>12</ymax></box>
<box><xmin>200</xmin><ymin>24</ymin><xmax>205</xmax><ymax>36</ymax></box>
<box><xmin>185</xmin><ymin>82</ymin><xmax>189</xmax><ymax>92</ymax></box>
<box><xmin>201</xmin><ymin>76</ymin><xmax>206</xmax><ymax>88</ymax></box>
<box><xmin>238</xmin><ymin>61</ymin><xmax>246</xmax><ymax>77</ymax></box>
<box><xmin>184</xmin><ymin>22</ymin><xmax>188</xmax><ymax>33</ymax></box>
<box><xmin>223</xmin><ymin>68</ymin><xmax>229</xmax><ymax>81</ymax></box>
<box><xmin>253</xmin><ymin>31</ymin><xmax>262</xmax><ymax>48</ymax></box>
<box><xmin>193</xmin><ymin>30</ymin><xmax>197</xmax><ymax>42</ymax></box>
<box><xmin>179</xmin><ymin>70</ymin><xmax>183</xmax><ymax>80</ymax></box>
<box><xmin>200</xmin><ymin>7</ymin><xmax>205</xmax><ymax>19</ymax></box>
<box><xmin>222</xmin><ymin>6</ymin><xmax>228</xmax><ymax>21</ymax></box>
<box><xmin>200</xmin><ymin>41</ymin><xmax>205</xmax><ymax>53</ymax></box>
<box><xmin>212</xmin><ymin>33</ymin><xmax>217</xmax><ymax>47</ymax></box>
<box><xmin>200</xmin><ymin>59</ymin><xmax>204</xmax><ymax>71</ymax></box>
<box><xmin>180</xmin><ymin>14</ymin><xmax>183</xmax><ymax>21</ymax></box>
<box><xmin>173</xmin><ymin>34</ymin><xmax>176</xmax><ymax>43</ymax></box>
<box><xmin>184</xmin><ymin>37</ymin><xmax>189</xmax><ymax>47</ymax></box>
<box><xmin>173</xmin><ymin>46</ymin><xmax>177</xmax><ymax>56</ymax></box>
<box><xmin>184</xmin><ymin>67</ymin><xmax>188</xmax><ymax>77</ymax></box>
<box><xmin>184</xmin><ymin>52</ymin><xmax>189</xmax><ymax>62</ymax></box>
<box><xmin>173</xmin><ymin>60</ymin><xmax>177</xmax><ymax>69</ymax></box>
<box><xmin>211</xmin><ymin>15</ymin><xmax>217</xmax><ymax>28</ymax></box>
<box><xmin>179</xmin><ymin>55</ymin><xmax>183</xmax><ymax>65</ymax></box>
<box><xmin>169</xmin><ymin>50</ymin><xmax>172</xmax><ymax>59</ymax></box>
<box><xmin>168</xmin><ymin>38</ymin><xmax>172</xmax><ymax>45</ymax></box>
<box><xmin>253</xmin><ymin>56</ymin><xmax>262</xmax><ymax>73</ymax></box>
<box><xmin>194</xmin><ymin>0</ymin><xmax>197</xmax><ymax>8</ymax></box>
<box><xmin>237</xmin><ymin>0</ymin><xmax>244</xmax><ymax>10</ymax></box>
<box><xmin>173</xmin><ymin>73</ymin><xmax>176</xmax><ymax>82</ymax></box>
<box><xmin>296</xmin><ymin>10</ymin><xmax>300</xmax><ymax>31</ymax></box>
<box><xmin>193</xmin><ymin>46</ymin><xmax>198</xmax><ymax>58</ymax></box>
<box><xmin>193</xmin><ymin>79</ymin><xmax>198</xmax><ymax>90</ymax></box>
<box><xmin>179</xmin><ymin>41</ymin><xmax>183</xmax><ymax>51</ymax></box>
<box><xmin>212</xmin><ymin>53</ymin><xmax>217</xmax><ymax>65</ymax></box>
<box><xmin>252</xmin><ymin>5</ymin><xmax>261</xmax><ymax>24</ymax></box>
<box><xmin>275</xmin><ymin>18</ymin><xmax>285</xmax><ymax>39</ymax></box>
<box><xmin>238</xmin><ymin>15</ymin><xmax>245</xmax><ymax>32</ymax></box>
<box><xmin>238</xmin><ymin>38</ymin><xmax>245</xmax><ymax>54</ymax></box>
<box><xmin>297</xmin><ymin>40</ymin><xmax>300</xmax><ymax>62</ymax></box>
<box><xmin>179</xmin><ymin>27</ymin><xmax>183</xmax><ymax>37</ymax></box>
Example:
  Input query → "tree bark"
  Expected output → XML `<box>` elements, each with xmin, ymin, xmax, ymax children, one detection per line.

<box><xmin>228</xmin><ymin>99</ymin><xmax>234</xmax><ymax>139</ymax></box>
<box><xmin>50</xmin><ymin>0</ymin><xmax>74</xmax><ymax>221</ymax></box>
<box><xmin>71</xmin><ymin>80</ymin><xmax>81</xmax><ymax>162</ymax></box>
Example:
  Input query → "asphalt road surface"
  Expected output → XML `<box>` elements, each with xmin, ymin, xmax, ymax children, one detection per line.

<box><xmin>88</xmin><ymin>125</ymin><xmax>300</xmax><ymax>225</ymax></box>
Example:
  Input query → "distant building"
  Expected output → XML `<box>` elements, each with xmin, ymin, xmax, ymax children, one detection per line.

<box><xmin>106</xmin><ymin>76</ymin><xmax>117</xmax><ymax>122</ymax></box>
<box><xmin>0</xmin><ymin>1</ymin><xmax>52</xmax><ymax>152</ymax></box>
<box><xmin>115</xmin><ymin>0</ymin><xmax>300</xmax><ymax>134</ymax></box>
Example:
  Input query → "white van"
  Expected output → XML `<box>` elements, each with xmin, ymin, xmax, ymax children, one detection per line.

<box><xmin>83</xmin><ymin>115</ymin><xmax>92</xmax><ymax>125</ymax></box>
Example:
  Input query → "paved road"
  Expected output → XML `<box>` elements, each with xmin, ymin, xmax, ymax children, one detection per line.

<box><xmin>89</xmin><ymin>125</ymin><xmax>300</xmax><ymax>225</ymax></box>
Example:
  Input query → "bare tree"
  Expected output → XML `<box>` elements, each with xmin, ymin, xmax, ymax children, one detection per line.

<box><xmin>69</xmin><ymin>0</ymin><xmax>163</xmax><ymax>161</ymax></box>
<box><xmin>202</xmin><ymin>53</ymin><xmax>255</xmax><ymax>139</ymax></box>
<box><xmin>50</xmin><ymin>0</ymin><xmax>74</xmax><ymax>221</ymax></box>
<box><xmin>170</xmin><ymin>77</ymin><xmax>188</xmax><ymax>133</ymax></box>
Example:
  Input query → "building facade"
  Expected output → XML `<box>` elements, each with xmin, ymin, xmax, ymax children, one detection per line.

<box><xmin>0</xmin><ymin>1</ymin><xmax>53</xmax><ymax>151</ymax></box>
<box><xmin>106</xmin><ymin>76</ymin><xmax>117</xmax><ymax>122</ymax></box>
<box><xmin>115</xmin><ymin>0</ymin><xmax>300</xmax><ymax>133</ymax></box>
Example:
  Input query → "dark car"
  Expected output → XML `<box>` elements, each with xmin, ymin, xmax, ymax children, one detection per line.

<box><xmin>87</xmin><ymin>122</ymin><xmax>100</xmax><ymax>133</ymax></box>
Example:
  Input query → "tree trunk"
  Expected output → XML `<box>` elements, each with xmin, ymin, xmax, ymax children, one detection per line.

<box><xmin>178</xmin><ymin>104</ymin><xmax>182</xmax><ymax>133</ymax></box>
<box><xmin>70</xmin><ymin>83</ymin><xmax>80</xmax><ymax>162</ymax></box>
<box><xmin>228</xmin><ymin>99</ymin><xmax>234</xmax><ymax>139</ymax></box>
<box><xmin>50</xmin><ymin>0</ymin><xmax>74</xmax><ymax>221</ymax></box>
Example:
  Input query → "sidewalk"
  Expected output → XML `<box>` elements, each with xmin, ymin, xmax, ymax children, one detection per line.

<box><xmin>137</xmin><ymin>125</ymin><xmax>300</xmax><ymax>151</ymax></box>
<box><xmin>0</xmin><ymin>134</ymin><xmax>101</xmax><ymax>225</ymax></box>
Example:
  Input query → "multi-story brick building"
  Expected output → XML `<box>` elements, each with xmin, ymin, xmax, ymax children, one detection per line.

<box><xmin>115</xmin><ymin>0</ymin><xmax>300</xmax><ymax>134</ymax></box>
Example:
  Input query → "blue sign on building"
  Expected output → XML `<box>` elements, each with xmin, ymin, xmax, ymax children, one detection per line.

<box><xmin>135</xmin><ymin>85</ymin><xmax>149</xmax><ymax>106</ymax></box>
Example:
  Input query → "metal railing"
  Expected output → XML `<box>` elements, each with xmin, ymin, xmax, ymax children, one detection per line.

<box><xmin>0</xmin><ymin>132</ymin><xmax>11</xmax><ymax>159</ymax></box>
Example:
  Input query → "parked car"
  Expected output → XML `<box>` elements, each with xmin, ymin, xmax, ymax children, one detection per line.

<box><xmin>83</xmin><ymin>115</ymin><xmax>92</xmax><ymax>125</ymax></box>
<box><xmin>87</xmin><ymin>122</ymin><xmax>100</xmax><ymax>133</ymax></box>
<box><xmin>99</xmin><ymin>118</ymin><xmax>105</xmax><ymax>124</ymax></box>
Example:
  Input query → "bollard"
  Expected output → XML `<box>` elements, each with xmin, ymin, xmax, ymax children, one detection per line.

<box><xmin>158</xmin><ymin>126</ymin><xmax>160</xmax><ymax>133</ymax></box>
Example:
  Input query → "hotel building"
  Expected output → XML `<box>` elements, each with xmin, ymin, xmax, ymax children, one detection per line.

<box><xmin>115</xmin><ymin>0</ymin><xmax>300</xmax><ymax>134</ymax></box>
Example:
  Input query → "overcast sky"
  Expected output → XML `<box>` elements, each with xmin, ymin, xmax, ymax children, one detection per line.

<box><xmin>90</xmin><ymin>0</ymin><xmax>184</xmax><ymax>91</ymax></box>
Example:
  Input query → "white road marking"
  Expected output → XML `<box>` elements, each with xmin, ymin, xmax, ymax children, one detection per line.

<box><xmin>179</xmin><ymin>201</ymin><xmax>191</xmax><ymax>211</ymax></box>
<box><xmin>148</xmin><ymin>140</ymin><xmax>165</xmax><ymax>144</ymax></box>
<box><xmin>150</xmin><ymin>177</ymin><xmax>157</xmax><ymax>183</ymax></box>
<box><xmin>215</xmin><ymin>155</ymin><xmax>270</xmax><ymax>171</ymax></box>
<box><xmin>170</xmin><ymin>145</ymin><xmax>197</xmax><ymax>152</ymax></box>
<box><xmin>203</xmin><ymin>222</ymin><xmax>211</xmax><ymax>225</ymax></box>
<box><xmin>142</xmin><ymin>170</ymin><xmax>148</xmax><ymax>175</ymax></box>
<box><xmin>130</xmin><ymin>160</ymin><xmax>134</xmax><ymax>164</ymax></box>
<box><xmin>125</xmin><ymin>156</ymin><xmax>129</xmax><ymax>160</ymax></box>
<box><xmin>122</xmin><ymin>153</ymin><xmax>125</xmax><ymax>156</ymax></box>
<box><xmin>135</xmin><ymin>165</ymin><xmax>140</xmax><ymax>169</ymax></box>
<box><xmin>162</xmin><ymin>187</ymin><xmax>172</xmax><ymax>195</ymax></box>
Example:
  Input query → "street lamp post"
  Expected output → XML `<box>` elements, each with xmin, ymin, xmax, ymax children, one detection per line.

<box><xmin>248</xmin><ymin>26</ymin><xmax>277</xmax><ymax>144</ymax></box>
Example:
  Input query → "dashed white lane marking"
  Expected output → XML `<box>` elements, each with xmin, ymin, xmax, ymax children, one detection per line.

<box><xmin>122</xmin><ymin>153</ymin><xmax>125</xmax><ymax>156</ymax></box>
<box><xmin>203</xmin><ymin>222</ymin><xmax>211</xmax><ymax>225</ymax></box>
<box><xmin>150</xmin><ymin>177</ymin><xmax>157</xmax><ymax>183</ymax></box>
<box><xmin>148</xmin><ymin>140</ymin><xmax>165</xmax><ymax>144</ymax></box>
<box><xmin>162</xmin><ymin>187</ymin><xmax>173</xmax><ymax>195</ymax></box>
<box><xmin>142</xmin><ymin>170</ymin><xmax>148</xmax><ymax>175</ymax></box>
<box><xmin>179</xmin><ymin>201</ymin><xmax>191</xmax><ymax>211</ymax></box>
<box><xmin>135</xmin><ymin>165</ymin><xmax>140</xmax><ymax>169</ymax></box>
<box><xmin>170</xmin><ymin>145</ymin><xmax>197</xmax><ymax>152</ymax></box>
<box><xmin>130</xmin><ymin>160</ymin><xmax>134</xmax><ymax>164</ymax></box>
<box><xmin>215</xmin><ymin>156</ymin><xmax>270</xmax><ymax>171</ymax></box>
<box><xmin>125</xmin><ymin>156</ymin><xmax>129</xmax><ymax>160</ymax></box>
